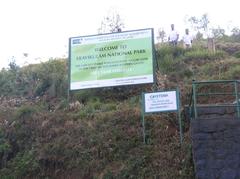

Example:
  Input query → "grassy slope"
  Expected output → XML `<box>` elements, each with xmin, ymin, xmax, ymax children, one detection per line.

<box><xmin>1</xmin><ymin>43</ymin><xmax>240</xmax><ymax>178</ymax></box>
<box><xmin>0</xmin><ymin>101</ymin><xmax>193</xmax><ymax>179</ymax></box>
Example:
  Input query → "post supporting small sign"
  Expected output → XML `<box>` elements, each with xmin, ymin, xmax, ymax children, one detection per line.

<box><xmin>141</xmin><ymin>88</ymin><xmax>183</xmax><ymax>144</ymax></box>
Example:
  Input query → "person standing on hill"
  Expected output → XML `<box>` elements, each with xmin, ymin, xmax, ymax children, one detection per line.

<box><xmin>168</xmin><ymin>24</ymin><xmax>179</xmax><ymax>46</ymax></box>
<box><xmin>183</xmin><ymin>28</ymin><xmax>193</xmax><ymax>48</ymax></box>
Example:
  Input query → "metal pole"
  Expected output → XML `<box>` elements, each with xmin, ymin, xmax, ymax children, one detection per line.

<box><xmin>234</xmin><ymin>81</ymin><xmax>240</xmax><ymax>118</ymax></box>
<box><xmin>142</xmin><ymin>114</ymin><xmax>146</xmax><ymax>144</ymax></box>
<box><xmin>67</xmin><ymin>88</ymin><xmax>70</xmax><ymax>103</ymax></box>
<box><xmin>192</xmin><ymin>83</ymin><xmax>198</xmax><ymax>119</ymax></box>
<box><xmin>177</xmin><ymin>88</ymin><xmax>183</xmax><ymax>144</ymax></box>
<box><xmin>141</xmin><ymin>93</ymin><xmax>146</xmax><ymax>144</ymax></box>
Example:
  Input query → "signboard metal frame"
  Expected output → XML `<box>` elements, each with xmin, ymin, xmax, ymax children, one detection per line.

<box><xmin>141</xmin><ymin>88</ymin><xmax>183</xmax><ymax>144</ymax></box>
<box><xmin>68</xmin><ymin>28</ymin><xmax>156</xmax><ymax>92</ymax></box>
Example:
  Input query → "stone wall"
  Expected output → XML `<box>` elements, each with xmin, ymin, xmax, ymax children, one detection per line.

<box><xmin>191</xmin><ymin>118</ymin><xmax>240</xmax><ymax>179</ymax></box>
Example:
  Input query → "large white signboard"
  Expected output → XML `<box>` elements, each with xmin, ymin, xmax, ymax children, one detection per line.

<box><xmin>144</xmin><ymin>91</ymin><xmax>178</xmax><ymax>113</ymax></box>
<box><xmin>69</xmin><ymin>28</ymin><xmax>155</xmax><ymax>90</ymax></box>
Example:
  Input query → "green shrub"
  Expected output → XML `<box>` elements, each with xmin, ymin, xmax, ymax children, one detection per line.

<box><xmin>0</xmin><ymin>149</ymin><xmax>39</xmax><ymax>178</ymax></box>
<box><xmin>128</xmin><ymin>96</ymin><xmax>140</xmax><ymax>108</ymax></box>
<box><xmin>157</xmin><ymin>45</ymin><xmax>185</xmax><ymax>59</ymax></box>
<box><xmin>56</xmin><ymin>98</ymin><xmax>69</xmax><ymax>110</ymax></box>
<box><xmin>0</xmin><ymin>69</ymin><xmax>17</xmax><ymax>96</ymax></box>
<box><xmin>103</xmin><ymin>170</ymin><xmax>114</xmax><ymax>179</ymax></box>
<box><xmin>73</xmin><ymin>89</ymin><xmax>100</xmax><ymax>104</ymax></box>
<box><xmin>33</xmin><ymin>59</ymin><xmax>68</xmax><ymax>97</ymax></box>
<box><xmin>117</xmin><ymin>155</ymin><xmax>150</xmax><ymax>178</ymax></box>
<box><xmin>101</xmin><ymin>103</ymin><xmax>117</xmax><ymax>112</ymax></box>
<box><xmin>14</xmin><ymin>105</ymin><xmax>37</xmax><ymax>120</ymax></box>
<box><xmin>1</xmin><ymin>150</ymin><xmax>39</xmax><ymax>178</ymax></box>
<box><xmin>78</xmin><ymin>110</ymin><xmax>88</xmax><ymax>119</ymax></box>
<box><xmin>34</xmin><ymin>80</ymin><xmax>51</xmax><ymax>96</ymax></box>
<box><xmin>234</xmin><ymin>51</ymin><xmax>240</xmax><ymax>58</ymax></box>
<box><xmin>0</xmin><ymin>141</ymin><xmax>11</xmax><ymax>154</ymax></box>
<box><xmin>223</xmin><ymin>65</ymin><xmax>240</xmax><ymax>79</ymax></box>
<box><xmin>177</xmin><ymin>68</ymin><xmax>194</xmax><ymax>79</ymax></box>
<box><xmin>158</xmin><ymin>54</ymin><xmax>176</xmax><ymax>73</ymax></box>
<box><xmin>0</xmin><ymin>58</ymin><xmax>68</xmax><ymax>98</ymax></box>
<box><xmin>184</xmin><ymin>49</ymin><xmax>226</xmax><ymax>61</ymax></box>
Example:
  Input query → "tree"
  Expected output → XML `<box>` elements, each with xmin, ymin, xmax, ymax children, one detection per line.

<box><xmin>187</xmin><ymin>13</ymin><xmax>210</xmax><ymax>38</ymax></box>
<box><xmin>201</xmin><ymin>14</ymin><xmax>210</xmax><ymax>33</ymax></box>
<box><xmin>231</xmin><ymin>27</ymin><xmax>240</xmax><ymax>35</ymax></box>
<box><xmin>230</xmin><ymin>27</ymin><xmax>240</xmax><ymax>42</ymax></box>
<box><xmin>8</xmin><ymin>57</ymin><xmax>19</xmax><ymax>72</ymax></box>
<box><xmin>195</xmin><ymin>31</ymin><xmax>203</xmax><ymax>40</ymax></box>
<box><xmin>187</xmin><ymin>16</ymin><xmax>200</xmax><ymax>32</ymax></box>
<box><xmin>157</xmin><ymin>28</ymin><xmax>166</xmax><ymax>43</ymax></box>
<box><xmin>98</xmin><ymin>10</ymin><xmax>124</xmax><ymax>34</ymax></box>
<box><xmin>211</xmin><ymin>26</ymin><xmax>225</xmax><ymax>39</ymax></box>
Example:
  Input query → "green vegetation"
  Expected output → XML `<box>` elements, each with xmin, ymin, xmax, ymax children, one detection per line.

<box><xmin>1</xmin><ymin>41</ymin><xmax>240</xmax><ymax>178</ymax></box>
<box><xmin>0</xmin><ymin>59</ymin><xmax>68</xmax><ymax>98</ymax></box>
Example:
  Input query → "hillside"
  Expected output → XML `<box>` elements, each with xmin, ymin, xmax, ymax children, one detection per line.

<box><xmin>1</xmin><ymin>41</ymin><xmax>240</xmax><ymax>178</ymax></box>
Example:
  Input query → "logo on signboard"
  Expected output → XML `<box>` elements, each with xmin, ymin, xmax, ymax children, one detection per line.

<box><xmin>72</xmin><ymin>38</ymin><xmax>83</xmax><ymax>45</ymax></box>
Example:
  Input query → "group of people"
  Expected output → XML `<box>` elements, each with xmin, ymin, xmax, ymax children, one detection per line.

<box><xmin>168</xmin><ymin>24</ymin><xmax>193</xmax><ymax>48</ymax></box>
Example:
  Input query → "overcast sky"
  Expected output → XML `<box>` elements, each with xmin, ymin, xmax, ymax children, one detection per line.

<box><xmin>0</xmin><ymin>0</ymin><xmax>239</xmax><ymax>69</ymax></box>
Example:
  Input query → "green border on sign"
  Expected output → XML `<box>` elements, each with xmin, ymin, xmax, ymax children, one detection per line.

<box><xmin>68</xmin><ymin>28</ymin><xmax>156</xmax><ymax>91</ymax></box>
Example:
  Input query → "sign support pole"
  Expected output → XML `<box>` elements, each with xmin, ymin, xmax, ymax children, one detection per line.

<box><xmin>142</xmin><ymin>89</ymin><xmax>183</xmax><ymax>145</ymax></box>
<box><xmin>67</xmin><ymin>88</ymin><xmax>70</xmax><ymax>105</ymax></box>
<box><xmin>141</xmin><ymin>93</ymin><xmax>146</xmax><ymax>144</ymax></box>
<box><xmin>177</xmin><ymin>87</ymin><xmax>183</xmax><ymax>144</ymax></box>
<box><xmin>142</xmin><ymin>114</ymin><xmax>146</xmax><ymax>144</ymax></box>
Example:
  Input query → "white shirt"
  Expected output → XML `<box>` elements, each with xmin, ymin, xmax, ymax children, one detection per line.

<box><xmin>183</xmin><ymin>34</ymin><xmax>192</xmax><ymax>45</ymax></box>
<box><xmin>169</xmin><ymin>30</ymin><xmax>179</xmax><ymax>42</ymax></box>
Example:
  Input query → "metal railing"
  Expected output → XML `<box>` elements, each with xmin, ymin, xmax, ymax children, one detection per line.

<box><xmin>190</xmin><ymin>80</ymin><xmax>240</xmax><ymax>119</ymax></box>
